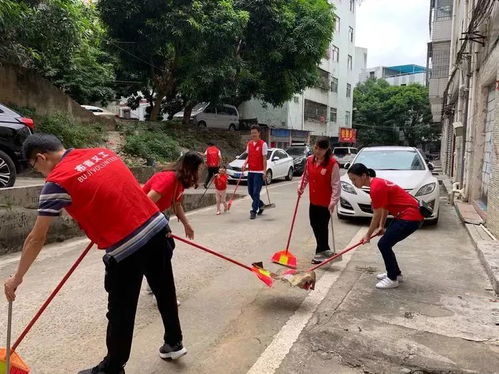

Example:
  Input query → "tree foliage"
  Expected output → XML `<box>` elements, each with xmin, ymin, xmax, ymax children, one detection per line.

<box><xmin>99</xmin><ymin>0</ymin><xmax>334</xmax><ymax>121</ymax></box>
<box><xmin>353</xmin><ymin>79</ymin><xmax>439</xmax><ymax>147</ymax></box>
<box><xmin>0</xmin><ymin>0</ymin><xmax>115</xmax><ymax>105</ymax></box>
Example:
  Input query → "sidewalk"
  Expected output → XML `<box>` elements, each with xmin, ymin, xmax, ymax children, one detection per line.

<box><xmin>274</xmin><ymin>191</ymin><xmax>499</xmax><ymax>374</ymax></box>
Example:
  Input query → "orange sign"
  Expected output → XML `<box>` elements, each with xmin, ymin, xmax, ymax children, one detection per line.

<box><xmin>339</xmin><ymin>128</ymin><xmax>357</xmax><ymax>143</ymax></box>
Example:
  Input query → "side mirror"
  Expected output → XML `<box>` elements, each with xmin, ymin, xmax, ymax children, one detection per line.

<box><xmin>344</xmin><ymin>162</ymin><xmax>351</xmax><ymax>169</ymax></box>
<box><xmin>428</xmin><ymin>162</ymin><xmax>434</xmax><ymax>171</ymax></box>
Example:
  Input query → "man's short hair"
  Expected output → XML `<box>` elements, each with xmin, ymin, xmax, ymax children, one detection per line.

<box><xmin>22</xmin><ymin>133</ymin><xmax>64</xmax><ymax>161</ymax></box>
<box><xmin>250</xmin><ymin>125</ymin><xmax>261</xmax><ymax>133</ymax></box>
<box><xmin>207</xmin><ymin>141</ymin><xmax>214</xmax><ymax>146</ymax></box>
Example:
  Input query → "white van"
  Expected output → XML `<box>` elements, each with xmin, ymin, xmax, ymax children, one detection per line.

<box><xmin>174</xmin><ymin>102</ymin><xmax>239</xmax><ymax>130</ymax></box>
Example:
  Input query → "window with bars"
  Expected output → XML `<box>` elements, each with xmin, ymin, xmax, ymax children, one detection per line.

<box><xmin>435</xmin><ymin>0</ymin><xmax>452</xmax><ymax>20</ymax></box>
<box><xmin>316</xmin><ymin>68</ymin><xmax>330</xmax><ymax>91</ymax></box>
<box><xmin>332</xmin><ymin>45</ymin><xmax>339</xmax><ymax>62</ymax></box>
<box><xmin>304</xmin><ymin>100</ymin><xmax>328</xmax><ymax>122</ymax></box>
<box><xmin>347</xmin><ymin>55</ymin><xmax>353</xmax><ymax>70</ymax></box>
<box><xmin>330</xmin><ymin>107</ymin><xmax>337</xmax><ymax>123</ymax></box>
<box><xmin>348</xmin><ymin>27</ymin><xmax>354</xmax><ymax>43</ymax></box>
<box><xmin>331</xmin><ymin>77</ymin><xmax>338</xmax><ymax>93</ymax></box>
<box><xmin>346</xmin><ymin>83</ymin><xmax>352</xmax><ymax>98</ymax></box>
<box><xmin>430</xmin><ymin>42</ymin><xmax>450</xmax><ymax>78</ymax></box>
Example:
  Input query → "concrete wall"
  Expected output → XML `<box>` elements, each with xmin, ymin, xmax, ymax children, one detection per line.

<box><xmin>0</xmin><ymin>63</ymin><xmax>115</xmax><ymax>128</ymax></box>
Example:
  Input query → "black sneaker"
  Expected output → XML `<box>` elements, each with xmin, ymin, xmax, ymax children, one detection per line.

<box><xmin>78</xmin><ymin>362</ymin><xmax>125</xmax><ymax>374</ymax></box>
<box><xmin>159</xmin><ymin>342</ymin><xmax>188</xmax><ymax>360</ymax></box>
<box><xmin>250</xmin><ymin>211</ymin><xmax>256</xmax><ymax>220</ymax></box>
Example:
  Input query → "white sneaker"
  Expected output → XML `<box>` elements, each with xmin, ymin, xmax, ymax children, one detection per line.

<box><xmin>177</xmin><ymin>299</ymin><xmax>181</xmax><ymax>306</ymax></box>
<box><xmin>376</xmin><ymin>277</ymin><xmax>399</xmax><ymax>289</ymax></box>
<box><xmin>376</xmin><ymin>273</ymin><xmax>404</xmax><ymax>282</ymax></box>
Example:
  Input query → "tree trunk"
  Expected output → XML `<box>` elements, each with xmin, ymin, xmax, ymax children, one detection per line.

<box><xmin>150</xmin><ymin>92</ymin><xmax>165</xmax><ymax>122</ymax></box>
<box><xmin>182</xmin><ymin>102</ymin><xmax>194</xmax><ymax>125</ymax></box>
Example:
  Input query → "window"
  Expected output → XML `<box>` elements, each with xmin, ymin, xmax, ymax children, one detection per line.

<box><xmin>330</xmin><ymin>107</ymin><xmax>337</xmax><ymax>123</ymax></box>
<box><xmin>225</xmin><ymin>106</ymin><xmax>237</xmax><ymax>116</ymax></box>
<box><xmin>335</xmin><ymin>16</ymin><xmax>340</xmax><ymax>34</ymax></box>
<box><xmin>304</xmin><ymin>100</ymin><xmax>328</xmax><ymax>122</ymax></box>
<box><xmin>369</xmin><ymin>71</ymin><xmax>375</xmax><ymax>79</ymax></box>
<box><xmin>347</xmin><ymin>55</ymin><xmax>353</xmax><ymax>70</ymax></box>
<box><xmin>331</xmin><ymin>77</ymin><xmax>338</xmax><ymax>93</ymax></box>
<box><xmin>435</xmin><ymin>0</ymin><xmax>452</xmax><ymax>20</ymax></box>
<box><xmin>346</xmin><ymin>83</ymin><xmax>352</xmax><ymax>98</ymax></box>
<box><xmin>293</xmin><ymin>96</ymin><xmax>299</xmax><ymax>103</ymax></box>
<box><xmin>345</xmin><ymin>111</ymin><xmax>351</xmax><ymax>126</ymax></box>
<box><xmin>350</xmin><ymin>0</ymin><xmax>355</xmax><ymax>12</ymax></box>
<box><xmin>204</xmin><ymin>104</ymin><xmax>216</xmax><ymax>114</ymax></box>
<box><xmin>332</xmin><ymin>45</ymin><xmax>339</xmax><ymax>62</ymax></box>
<box><xmin>316</xmin><ymin>68</ymin><xmax>330</xmax><ymax>91</ymax></box>
<box><xmin>348</xmin><ymin>27</ymin><xmax>354</xmax><ymax>43</ymax></box>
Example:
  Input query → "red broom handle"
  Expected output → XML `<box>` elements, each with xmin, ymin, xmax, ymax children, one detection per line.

<box><xmin>229</xmin><ymin>166</ymin><xmax>245</xmax><ymax>203</ymax></box>
<box><xmin>307</xmin><ymin>234</ymin><xmax>378</xmax><ymax>272</ymax></box>
<box><xmin>12</xmin><ymin>241</ymin><xmax>94</xmax><ymax>351</ymax></box>
<box><xmin>284</xmin><ymin>169</ymin><xmax>308</xmax><ymax>251</ymax></box>
<box><xmin>172</xmin><ymin>235</ymin><xmax>253</xmax><ymax>272</ymax></box>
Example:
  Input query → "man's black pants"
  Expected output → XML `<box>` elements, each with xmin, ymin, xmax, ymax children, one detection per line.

<box><xmin>103</xmin><ymin>229</ymin><xmax>182</xmax><ymax>372</ymax></box>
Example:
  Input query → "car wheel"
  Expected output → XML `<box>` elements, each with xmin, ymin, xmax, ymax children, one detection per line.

<box><xmin>0</xmin><ymin>150</ymin><xmax>16</xmax><ymax>188</ymax></box>
<box><xmin>228</xmin><ymin>124</ymin><xmax>237</xmax><ymax>131</ymax></box>
<box><xmin>265</xmin><ymin>170</ymin><xmax>272</xmax><ymax>185</ymax></box>
<box><xmin>285</xmin><ymin>167</ymin><xmax>293</xmax><ymax>181</ymax></box>
<box><xmin>198</xmin><ymin>121</ymin><xmax>207</xmax><ymax>128</ymax></box>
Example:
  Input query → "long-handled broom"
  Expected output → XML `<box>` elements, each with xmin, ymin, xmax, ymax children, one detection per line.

<box><xmin>171</xmin><ymin>235</ymin><xmax>273</xmax><ymax>287</ymax></box>
<box><xmin>270</xmin><ymin>170</ymin><xmax>308</xmax><ymax>269</ymax></box>
<box><xmin>0</xmin><ymin>241</ymin><xmax>94</xmax><ymax>374</ymax></box>
<box><xmin>227</xmin><ymin>168</ymin><xmax>245</xmax><ymax>211</ymax></box>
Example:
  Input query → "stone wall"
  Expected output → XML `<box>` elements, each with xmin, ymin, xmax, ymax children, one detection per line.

<box><xmin>0</xmin><ymin>63</ymin><xmax>115</xmax><ymax>128</ymax></box>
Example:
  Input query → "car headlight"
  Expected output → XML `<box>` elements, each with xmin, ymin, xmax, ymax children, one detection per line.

<box><xmin>416</xmin><ymin>182</ymin><xmax>436</xmax><ymax>196</ymax></box>
<box><xmin>341</xmin><ymin>181</ymin><xmax>357</xmax><ymax>195</ymax></box>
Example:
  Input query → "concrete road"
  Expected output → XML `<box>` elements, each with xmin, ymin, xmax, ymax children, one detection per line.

<box><xmin>1</xmin><ymin>177</ymin><xmax>498</xmax><ymax>374</ymax></box>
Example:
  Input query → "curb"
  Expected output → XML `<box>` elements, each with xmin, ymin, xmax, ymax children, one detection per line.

<box><xmin>440</xmin><ymin>175</ymin><xmax>499</xmax><ymax>295</ymax></box>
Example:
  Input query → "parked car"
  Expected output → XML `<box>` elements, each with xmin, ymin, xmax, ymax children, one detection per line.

<box><xmin>173</xmin><ymin>102</ymin><xmax>239</xmax><ymax>130</ymax></box>
<box><xmin>338</xmin><ymin>146</ymin><xmax>439</xmax><ymax>225</ymax></box>
<box><xmin>0</xmin><ymin>103</ymin><xmax>35</xmax><ymax>187</ymax></box>
<box><xmin>285</xmin><ymin>144</ymin><xmax>312</xmax><ymax>175</ymax></box>
<box><xmin>227</xmin><ymin>148</ymin><xmax>294</xmax><ymax>184</ymax></box>
<box><xmin>333</xmin><ymin>146</ymin><xmax>358</xmax><ymax>167</ymax></box>
<box><xmin>81</xmin><ymin>105</ymin><xmax>116</xmax><ymax>118</ymax></box>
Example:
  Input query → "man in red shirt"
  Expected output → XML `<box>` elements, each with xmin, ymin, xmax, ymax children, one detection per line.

<box><xmin>242</xmin><ymin>125</ymin><xmax>268</xmax><ymax>219</ymax></box>
<box><xmin>203</xmin><ymin>142</ymin><xmax>222</xmax><ymax>189</ymax></box>
<box><xmin>3</xmin><ymin>134</ymin><xmax>186</xmax><ymax>374</ymax></box>
<box><xmin>348</xmin><ymin>163</ymin><xmax>423</xmax><ymax>289</ymax></box>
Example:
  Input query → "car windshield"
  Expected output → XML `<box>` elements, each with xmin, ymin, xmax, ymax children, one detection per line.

<box><xmin>286</xmin><ymin>147</ymin><xmax>305</xmax><ymax>156</ymax></box>
<box><xmin>334</xmin><ymin>148</ymin><xmax>349</xmax><ymax>156</ymax></box>
<box><xmin>353</xmin><ymin>150</ymin><xmax>426</xmax><ymax>170</ymax></box>
<box><xmin>237</xmin><ymin>151</ymin><xmax>273</xmax><ymax>160</ymax></box>
<box><xmin>192</xmin><ymin>102</ymin><xmax>209</xmax><ymax>112</ymax></box>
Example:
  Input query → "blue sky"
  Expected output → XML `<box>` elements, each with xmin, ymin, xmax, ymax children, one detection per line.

<box><xmin>356</xmin><ymin>0</ymin><xmax>429</xmax><ymax>68</ymax></box>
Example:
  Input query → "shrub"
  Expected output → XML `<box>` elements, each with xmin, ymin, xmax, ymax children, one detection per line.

<box><xmin>123</xmin><ymin>131</ymin><xmax>180</xmax><ymax>162</ymax></box>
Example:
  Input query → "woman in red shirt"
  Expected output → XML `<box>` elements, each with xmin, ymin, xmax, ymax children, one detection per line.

<box><xmin>143</xmin><ymin>151</ymin><xmax>204</xmax><ymax>240</ymax></box>
<box><xmin>298</xmin><ymin>138</ymin><xmax>341</xmax><ymax>264</ymax></box>
<box><xmin>347</xmin><ymin>163</ymin><xmax>423</xmax><ymax>289</ymax></box>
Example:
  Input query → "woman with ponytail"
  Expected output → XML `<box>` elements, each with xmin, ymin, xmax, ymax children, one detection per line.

<box><xmin>298</xmin><ymin>137</ymin><xmax>341</xmax><ymax>264</ymax></box>
<box><xmin>347</xmin><ymin>163</ymin><xmax>423</xmax><ymax>289</ymax></box>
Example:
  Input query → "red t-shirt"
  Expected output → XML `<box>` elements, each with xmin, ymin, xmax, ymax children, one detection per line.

<box><xmin>214</xmin><ymin>174</ymin><xmax>228</xmax><ymax>191</ymax></box>
<box><xmin>370</xmin><ymin>177</ymin><xmax>423</xmax><ymax>221</ymax></box>
<box><xmin>143</xmin><ymin>171</ymin><xmax>184</xmax><ymax>212</ymax></box>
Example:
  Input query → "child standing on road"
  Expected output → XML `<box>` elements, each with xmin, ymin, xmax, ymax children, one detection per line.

<box><xmin>214</xmin><ymin>166</ymin><xmax>228</xmax><ymax>215</ymax></box>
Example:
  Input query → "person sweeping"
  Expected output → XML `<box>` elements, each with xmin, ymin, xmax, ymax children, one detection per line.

<box><xmin>3</xmin><ymin>134</ymin><xmax>187</xmax><ymax>374</ymax></box>
<box><xmin>202</xmin><ymin>141</ymin><xmax>222</xmax><ymax>189</ymax></box>
<box><xmin>347</xmin><ymin>163</ymin><xmax>424</xmax><ymax>289</ymax></box>
<box><xmin>242</xmin><ymin>125</ymin><xmax>268</xmax><ymax>220</ymax></box>
<box><xmin>143</xmin><ymin>151</ymin><xmax>203</xmax><ymax>240</ymax></box>
<box><xmin>298</xmin><ymin>137</ymin><xmax>341</xmax><ymax>264</ymax></box>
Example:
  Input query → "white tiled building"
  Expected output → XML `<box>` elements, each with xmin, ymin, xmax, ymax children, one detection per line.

<box><xmin>359</xmin><ymin>64</ymin><xmax>428</xmax><ymax>86</ymax></box>
<box><xmin>238</xmin><ymin>0</ymin><xmax>362</xmax><ymax>140</ymax></box>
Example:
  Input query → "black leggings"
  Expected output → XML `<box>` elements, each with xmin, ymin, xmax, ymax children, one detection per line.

<box><xmin>309</xmin><ymin>204</ymin><xmax>331</xmax><ymax>254</ymax></box>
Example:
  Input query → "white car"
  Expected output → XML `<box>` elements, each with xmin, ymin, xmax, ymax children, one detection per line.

<box><xmin>333</xmin><ymin>146</ymin><xmax>358</xmax><ymax>167</ymax></box>
<box><xmin>338</xmin><ymin>146</ymin><xmax>439</xmax><ymax>225</ymax></box>
<box><xmin>173</xmin><ymin>102</ymin><xmax>239</xmax><ymax>130</ymax></box>
<box><xmin>81</xmin><ymin>105</ymin><xmax>116</xmax><ymax>118</ymax></box>
<box><xmin>226</xmin><ymin>148</ymin><xmax>294</xmax><ymax>184</ymax></box>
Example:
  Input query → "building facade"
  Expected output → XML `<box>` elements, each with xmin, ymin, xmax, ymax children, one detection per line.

<box><xmin>434</xmin><ymin>0</ymin><xmax>498</xmax><ymax>235</ymax></box>
<box><xmin>238</xmin><ymin>0</ymin><xmax>361</xmax><ymax>140</ymax></box>
<box><xmin>360</xmin><ymin>64</ymin><xmax>428</xmax><ymax>86</ymax></box>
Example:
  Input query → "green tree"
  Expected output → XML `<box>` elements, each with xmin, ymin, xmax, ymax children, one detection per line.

<box><xmin>353</xmin><ymin>79</ymin><xmax>438</xmax><ymax>147</ymax></box>
<box><xmin>99</xmin><ymin>0</ymin><xmax>334</xmax><ymax>121</ymax></box>
<box><xmin>0</xmin><ymin>0</ymin><xmax>115</xmax><ymax>105</ymax></box>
